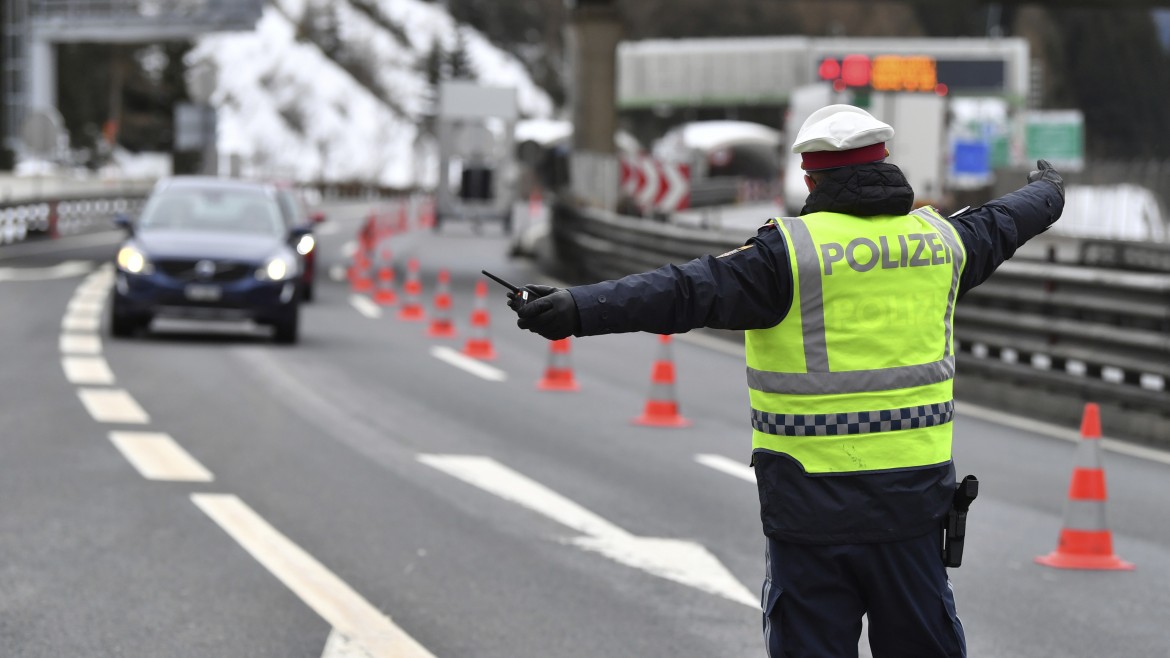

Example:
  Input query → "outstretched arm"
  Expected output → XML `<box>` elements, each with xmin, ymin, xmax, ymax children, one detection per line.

<box><xmin>948</xmin><ymin>160</ymin><xmax>1065</xmax><ymax>296</ymax></box>
<box><xmin>510</xmin><ymin>225</ymin><xmax>794</xmax><ymax>340</ymax></box>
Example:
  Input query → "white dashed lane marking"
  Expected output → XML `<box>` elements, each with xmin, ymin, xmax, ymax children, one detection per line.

<box><xmin>694</xmin><ymin>454</ymin><xmax>755</xmax><ymax>483</ymax></box>
<box><xmin>419</xmin><ymin>454</ymin><xmax>756</xmax><ymax>607</ymax></box>
<box><xmin>430</xmin><ymin>346</ymin><xmax>507</xmax><ymax>382</ymax></box>
<box><xmin>349</xmin><ymin>294</ymin><xmax>382</xmax><ymax>319</ymax></box>
<box><xmin>62</xmin><ymin>356</ymin><xmax>115</xmax><ymax>385</ymax></box>
<box><xmin>62</xmin><ymin>313</ymin><xmax>102</xmax><ymax>332</ymax></box>
<box><xmin>60</xmin><ymin>333</ymin><xmax>102</xmax><ymax>355</ymax></box>
<box><xmin>67</xmin><ymin>297</ymin><xmax>105</xmax><ymax>314</ymax></box>
<box><xmin>76</xmin><ymin>388</ymin><xmax>150</xmax><ymax>424</ymax></box>
<box><xmin>192</xmin><ymin>494</ymin><xmax>439</xmax><ymax>658</ymax></box>
<box><xmin>109</xmin><ymin>431</ymin><xmax>214</xmax><ymax>482</ymax></box>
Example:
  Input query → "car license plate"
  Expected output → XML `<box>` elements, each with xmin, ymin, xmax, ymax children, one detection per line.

<box><xmin>185</xmin><ymin>284</ymin><xmax>222</xmax><ymax>302</ymax></box>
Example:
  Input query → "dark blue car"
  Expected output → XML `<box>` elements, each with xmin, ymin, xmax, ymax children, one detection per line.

<box><xmin>110</xmin><ymin>177</ymin><xmax>308</xmax><ymax>344</ymax></box>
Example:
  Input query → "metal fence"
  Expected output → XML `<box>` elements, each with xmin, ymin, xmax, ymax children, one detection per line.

<box><xmin>30</xmin><ymin>0</ymin><xmax>261</xmax><ymax>21</ymax></box>
<box><xmin>551</xmin><ymin>200</ymin><xmax>1170</xmax><ymax>447</ymax></box>
<box><xmin>0</xmin><ymin>190</ymin><xmax>147</xmax><ymax>245</ymax></box>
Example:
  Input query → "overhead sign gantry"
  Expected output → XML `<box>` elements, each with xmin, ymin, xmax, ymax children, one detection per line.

<box><xmin>3</xmin><ymin>0</ymin><xmax>263</xmax><ymax>154</ymax></box>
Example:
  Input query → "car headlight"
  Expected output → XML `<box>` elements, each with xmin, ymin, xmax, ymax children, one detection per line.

<box><xmin>295</xmin><ymin>234</ymin><xmax>315</xmax><ymax>256</ymax></box>
<box><xmin>257</xmin><ymin>254</ymin><xmax>297</xmax><ymax>281</ymax></box>
<box><xmin>116</xmin><ymin>245</ymin><xmax>152</xmax><ymax>274</ymax></box>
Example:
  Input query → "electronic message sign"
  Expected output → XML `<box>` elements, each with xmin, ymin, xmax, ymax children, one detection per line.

<box><xmin>817</xmin><ymin>55</ymin><xmax>1007</xmax><ymax>95</ymax></box>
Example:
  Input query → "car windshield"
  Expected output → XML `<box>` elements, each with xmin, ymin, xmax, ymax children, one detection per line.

<box><xmin>276</xmin><ymin>189</ymin><xmax>309</xmax><ymax>228</ymax></box>
<box><xmin>138</xmin><ymin>188</ymin><xmax>285</xmax><ymax>237</ymax></box>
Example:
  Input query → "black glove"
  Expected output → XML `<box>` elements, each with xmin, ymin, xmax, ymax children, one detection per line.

<box><xmin>509</xmin><ymin>284</ymin><xmax>580</xmax><ymax>340</ymax></box>
<box><xmin>506</xmin><ymin>283</ymin><xmax>554</xmax><ymax>312</ymax></box>
<box><xmin>1027</xmin><ymin>159</ymin><xmax>1064</xmax><ymax>201</ymax></box>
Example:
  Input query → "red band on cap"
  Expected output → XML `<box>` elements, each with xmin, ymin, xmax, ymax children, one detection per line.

<box><xmin>800</xmin><ymin>142</ymin><xmax>888</xmax><ymax>170</ymax></box>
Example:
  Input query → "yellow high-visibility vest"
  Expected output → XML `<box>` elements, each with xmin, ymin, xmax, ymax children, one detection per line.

<box><xmin>746</xmin><ymin>207</ymin><xmax>967</xmax><ymax>474</ymax></box>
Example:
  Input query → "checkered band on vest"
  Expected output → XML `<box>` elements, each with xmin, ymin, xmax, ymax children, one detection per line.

<box><xmin>751</xmin><ymin>401</ymin><xmax>954</xmax><ymax>437</ymax></box>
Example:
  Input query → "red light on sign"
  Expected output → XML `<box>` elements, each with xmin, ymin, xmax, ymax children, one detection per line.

<box><xmin>935</xmin><ymin>83</ymin><xmax>949</xmax><ymax>96</ymax></box>
<box><xmin>818</xmin><ymin>58</ymin><xmax>841</xmax><ymax>81</ymax></box>
<box><xmin>841</xmin><ymin>54</ymin><xmax>871</xmax><ymax>87</ymax></box>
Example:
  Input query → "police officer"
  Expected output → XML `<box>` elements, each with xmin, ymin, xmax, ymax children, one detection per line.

<box><xmin>506</xmin><ymin>104</ymin><xmax>1064</xmax><ymax>657</ymax></box>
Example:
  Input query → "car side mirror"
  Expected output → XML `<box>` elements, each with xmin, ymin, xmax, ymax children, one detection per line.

<box><xmin>309</xmin><ymin>211</ymin><xmax>326</xmax><ymax>224</ymax></box>
<box><xmin>114</xmin><ymin>213</ymin><xmax>134</xmax><ymax>235</ymax></box>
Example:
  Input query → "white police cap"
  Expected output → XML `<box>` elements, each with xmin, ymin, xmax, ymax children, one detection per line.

<box><xmin>792</xmin><ymin>104</ymin><xmax>894</xmax><ymax>171</ymax></box>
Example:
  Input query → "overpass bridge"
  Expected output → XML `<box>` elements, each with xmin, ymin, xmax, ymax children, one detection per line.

<box><xmin>2</xmin><ymin>0</ymin><xmax>263</xmax><ymax>156</ymax></box>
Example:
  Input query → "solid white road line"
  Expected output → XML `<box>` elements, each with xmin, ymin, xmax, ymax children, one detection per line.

<box><xmin>430</xmin><ymin>346</ymin><xmax>507</xmax><ymax>382</ymax></box>
<box><xmin>0</xmin><ymin>260</ymin><xmax>93</xmax><ymax>281</ymax></box>
<box><xmin>321</xmin><ymin>629</ymin><xmax>376</xmax><ymax>658</ymax></box>
<box><xmin>418</xmin><ymin>454</ymin><xmax>756</xmax><ymax>607</ymax></box>
<box><xmin>349</xmin><ymin>294</ymin><xmax>382</xmax><ymax>319</ymax></box>
<box><xmin>62</xmin><ymin>356</ymin><xmax>115</xmax><ymax>385</ymax></box>
<box><xmin>62</xmin><ymin>314</ymin><xmax>102</xmax><ymax>332</ymax></box>
<box><xmin>59</xmin><ymin>333</ymin><xmax>102</xmax><ymax>355</ymax></box>
<box><xmin>77</xmin><ymin>388</ymin><xmax>149</xmax><ymax>424</ymax></box>
<box><xmin>419</xmin><ymin>454</ymin><xmax>621</xmax><ymax>539</ymax></box>
<box><xmin>192</xmin><ymin>494</ymin><xmax>438</xmax><ymax>658</ymax></box>
<box><xmin>694</xmin><ymin>454</ymin><xmax>755</xmax><ymax>483</ymax></box>
<box><xmin>109</xmin><ymin>431</ymin><xmax>213</xmax><ymax>482</ymax></box>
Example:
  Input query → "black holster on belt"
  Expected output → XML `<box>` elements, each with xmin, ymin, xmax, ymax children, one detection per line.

<box><xmin>942</xmin><ymin>475</ymin><xmax>979</xmax><ymax>568</ymax></box>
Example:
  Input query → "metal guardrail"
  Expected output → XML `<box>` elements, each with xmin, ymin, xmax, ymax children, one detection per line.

<box><xmin>0</xmin><ymin>181</ymin><xmax>410</xmax><ymax>247</ymax></box>
<box><xmin>551</xmin><ymin>201</ymin><xmax>1170</xmax><ymax>446</ymax></box>
<box><xmin>0</xmin><ymin>190</ymin><xmax>148</xmax><ymax>245</ymax></box>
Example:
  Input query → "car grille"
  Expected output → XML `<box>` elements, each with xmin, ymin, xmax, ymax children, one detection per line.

<box><xmin>154</xmin><ymin>259</ymin><xmax>254</xmax><ymax>283</ymax></box>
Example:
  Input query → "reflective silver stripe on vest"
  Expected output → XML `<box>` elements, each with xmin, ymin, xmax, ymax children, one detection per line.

<box><xmin>911</xmin><ymin>207</ymin><xmax>965</xmax><ymax>357</ymax></box>
<box><xmin>751</xmin><ymin>401</ymin><xmax>954</xmax><ymax>437</ymax></box>
<box><xmin>756</xmin><ymin>211</ymin><xmax>964</xmax><ymax>395</ymax></box>
<box><xmin>747</xmin><ymin>355</ymin><xmax>955</xmax><ymax>395</ymax></box>
<box><xmin>780</xmin><ymin>217</ymin><xmax>829</xmax><ymax>372</ymax></box>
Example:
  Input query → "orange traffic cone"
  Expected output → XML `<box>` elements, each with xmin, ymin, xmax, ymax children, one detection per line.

<box><xmin>350</xmin><ymin>249</ymin><xmax>374</xmax><ymax>293</ymax></box>
<box><xmin>528</xmin><ymin>187</ymin><xmax>543</xmax><ymax>225</ymax></box>
<box><xmin>1035</xmin><ymin>403</ymin><xmax>1134</xmax><ymax>570</ymax></box>
<box><xmin>397</xmin><ymin>258</ymin><xmax>426</xmax><ymax>321</ymax></box>
<box><xmin>462</xmin><ymin>280</ymin><xmax>496</xmax><ymax>360</ymax></box>
<box><xmin>633</xmin><ymin>335</ymin><xmax>691</xmax><ymax>428</ymax></box>
<box><xmin>537</xmin><ymin>338</ymin><xmax>579</xmax><ymax>391</ymax></box>
<box><xmin>427</xmin><ymin>269</ymin><xmax>456</xmax><ymax>338</ymax></box>
<box><xmin>419</xmin><ymin>196</ymin><xmax>435</xmax><ymax>229</ymax></box>
<box><xmin>372</xmin><ymin>249</ymin><xmax>398</xmax><ymax>305</ymax></box>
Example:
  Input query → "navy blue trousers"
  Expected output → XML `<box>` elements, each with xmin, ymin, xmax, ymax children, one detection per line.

<box><xmin>761</xmin><ymin>531</ymin><xmax>966</xmax><ymax>658</ymax></box>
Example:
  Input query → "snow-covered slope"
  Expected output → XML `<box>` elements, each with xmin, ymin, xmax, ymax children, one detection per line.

<box><xmin>188</xmin><ymin>0</ymin><xmax>553</xmax><ymax>188</ymax></box>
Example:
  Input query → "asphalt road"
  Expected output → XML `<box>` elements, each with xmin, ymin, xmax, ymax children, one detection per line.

<box><xmin>0</xmin><ymin>201</ymin><xmax>1167</xmax><ymax>658</ymax></box>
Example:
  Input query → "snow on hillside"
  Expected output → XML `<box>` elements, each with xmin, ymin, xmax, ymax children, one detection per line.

<box><xmin>188</xmin><ymin>0</ymin><xmax>554</xmax><ymax>188</ymax></box>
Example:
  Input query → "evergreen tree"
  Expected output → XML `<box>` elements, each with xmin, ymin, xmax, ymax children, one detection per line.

<box><xmin>446</xmin><ymin>29</ymin><xmax>476</xmax><ymax>80</ymax></box>
<box><xmin>1047</xmin><ymin>9</ymin><xmax>1170</xmax><ymax>158</ymax></box>
<box><xmin>419</xmin><ymin>38</ymin><xmax>445</xmax><ymax>116</ymax></box>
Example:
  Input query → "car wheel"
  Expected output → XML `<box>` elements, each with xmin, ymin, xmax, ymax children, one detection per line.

<box><xmin>272</xmin><ymin>306</ymin><xmax>300</xmax><ymax>345</ymax></box>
